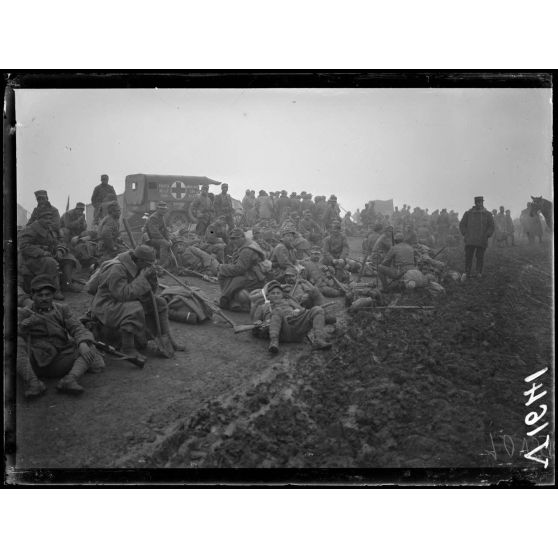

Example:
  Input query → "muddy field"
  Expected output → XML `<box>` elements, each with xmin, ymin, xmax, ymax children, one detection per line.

<box><xmin>13</xmin><ymin>237</ymin><xmax>554</xmax><ymax>478</ymax></box>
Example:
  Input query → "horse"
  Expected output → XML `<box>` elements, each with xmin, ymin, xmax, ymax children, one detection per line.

<box><xmin>530</xmin><ymin>196</ymin><xmax>553</xmax><ymax>231</ymax></box>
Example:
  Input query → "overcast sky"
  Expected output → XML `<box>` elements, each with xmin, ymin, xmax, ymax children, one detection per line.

<box><xmin>15</xmin><ymin>87</ymin><xmax>552</xmax><ymax>217</ymax></box>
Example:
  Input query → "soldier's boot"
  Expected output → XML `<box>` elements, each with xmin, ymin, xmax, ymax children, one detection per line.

<box><xmin>311</xmin><ymin>310</ymin><xmax>332</xmax><ymax>351</ymax></box>
<box><xmin>159</xmin><ymin>312</ymin><xmax>186</xmax><ymax>352</ymax></box>
<box><xmin>56</xmin><ymin>356</ymin><xmax>87</xmax><ymax>394</ymax></box>
<box><xmin>17</xmin><ymin>356</ymin><xmax>46</xmax><ymax>399</ymax></box>
<box><xmin>121</xmin><ymin>330</ymin><xmax>142</xmax><ymax>358</ymax></box>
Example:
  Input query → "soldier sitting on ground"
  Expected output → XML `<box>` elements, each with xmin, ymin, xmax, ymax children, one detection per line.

<box><xmin>217</xmin><ymin>228</ymin><xmax>269</xmax><ymax>311</ymax></box>
<box><xmin>98</xmin><ymin>200</ymin><xmax>127</xmax><ymax>262</ymax></box>
<box><xmin>270</xmin><ymin>228</ymin><xmax>298</xmax><ymax>282</ymax></box>
<box><xmin>60</xmin><ymin>202</ymin><xmax>87</xmax><ymax>246</ymax></box>
<box><xmin>142</xmin><ymin>201</ymin><xmax>172</xmax><ymax>267</ymax></box>
<box><xmin>90</xmin><ymin>245</ymin><xmax>185</xmax><ymax>357</ymax></box>
<box><xmin>28</xmin><ymin>189</ymin><xmax>63</xmax><ymax>239</ymax></box>
<box><xmin>19</xmin><ymin>207</ymin><xmax>81</xmax><ymax>299</ymax></box>
<box><xmin>300</xmin><ymin>249</ymin><xmax>344</xmax><ymax>298</ymax></box>
<box><xmin>377</xmin><ymin>232</ymin><xmax>417</xmax><ymax>290</ymax></box>
<box><xmin>17</xmin><ymin>275</ymin><xmax>105</xmax><ymax>397</ymax></box>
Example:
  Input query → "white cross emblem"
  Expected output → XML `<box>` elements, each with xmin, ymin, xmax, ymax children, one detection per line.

<box><xmin>170</xmin><ymin>181</ymin><xmax>187</xmax><ymax>199</ymax></box>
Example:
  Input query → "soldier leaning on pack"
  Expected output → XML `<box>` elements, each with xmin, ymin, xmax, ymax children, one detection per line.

<box><xmin>264</xmin><ymin>280</ymin><xmax>331</xmax><ymax>354</ymax></box>
<box><xmin>143</xmin><ymin>201</ymin><xmax>172</xmax><ymax>267</ymax></box>
<box><xmin>17</xmin><ymin>275</ymin><xmax>105</xmax><ymax>397</ymax></box>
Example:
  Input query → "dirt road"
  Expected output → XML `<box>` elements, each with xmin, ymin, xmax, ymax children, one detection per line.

<box><xmin>13</xmin><ymin>237</ymin><xmax>554</xmax><ymax>475</ymax></box>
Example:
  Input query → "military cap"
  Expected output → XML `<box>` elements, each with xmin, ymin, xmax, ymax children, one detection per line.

<box><xmin>107</xmin><ymin>200</ymin><xmax>120</xmax><ymax>210</ymax></box>
<box><xmin>394</xmin><ymin>232</ymin><xmax>404</xmax><ymax>242</ymax></box>
<box><xmin>133</xmin><ymin>245</ymin><xmax>156</xmax><ymax>262</ymax></box>
<box><xmin>76</xmin><ymin>202</ymin><xmax>85</xmax><ymax>209</ymax></box>
<box><xmin>266</xmin><ymin>280</ymin><xmax>283</xmax><ymax>293</ymax></box>
<box><xmin>202</xmin><ymin>184</ymin><xmax>209</xmax><ymax>190</ymax></box>
<box><xmin>101</xmin><ymin>174</ymin><xmax>109</xmax><ymax>180</ymax></box>
<box><xmin>303</xmin><ymin>209</ymin><xmax>311</xmax><ymax>215</ymax></box>
<box><xmin>328</xmin><ymin>195</ymin><xmax>337</xmax><ymax>202</ymax></box>
<box><xmin>34</xmin><ymin>189</ymin><xmax>48</xmax><ymax>198</ymax></box>
<box><xmin>229</xmin><ymin>228</ymin><xmax>245</xmax><ymax>239</ymax></box>
<box><xmin>474</xmin><ymin>196</ymin><xmax>484</xmax><ymax>202</ymax></box>
<box><xmin>259</xmin><ymin>190</ymin><xmax>267</xmax><ymax>196</ymax></box>
<box><xmin>331</xmin><ymin>220</ymin><xmax>341</xmax><ymax>228</ymax></box>
<box><xmin>221</xmin><ymin>183</ymin><xmax>229</xmax><ymax>189</ymax></box>
<box><xmin>281</xmin><ymin>228</ymin><xmax>296</xmax><ymax>236</ymax></box>
<box><xmin>310</xmin><ymin>248</ymin><xmax>322</xmax><ymax>254</ymax></box>
<box><xmin>30</xmin><ymin>275</ymin><xmax>57</xmax><ymax>292</ymax></box>
<box><xmin>157</xmin><ymin>201</ymin><xmax>168</xmax><ymax>209</ymax></box>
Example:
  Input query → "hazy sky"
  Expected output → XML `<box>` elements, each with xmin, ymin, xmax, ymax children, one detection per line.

<box><xmin>15</xmin><ymin>87</ymin><xmax>552</xmax><ymax>217</ymax></box>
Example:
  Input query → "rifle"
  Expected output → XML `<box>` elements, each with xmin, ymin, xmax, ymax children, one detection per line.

<box><xmin>354</xmin><ymin>305</ymin><xmax>434</xmax><ymax>311</ymax></box>
<box><xmin>234</xmin><ymin>301</ymin><xmax>337</xmax><ymax>334</ymax></box>
<box><xmin>122</xmin><ymin>217</ymin><xmax>137</xmax><ymax>249</ymax></box>
<box><xmin>168</xmin><ymin>266</ymin><xmax>218</xmax><ymax>283</ymax></box>
<box><xmin>357</xmin><ymin>252</ymin><xmax>369</xmax><ymax>282</ymax></box>
<box><xmin>327</xmin><ymin>270</ymin><xmax>350</xmax><ymax>294</ymax></box>
<box><xmin>432</xmin><ymin>246</ymin><xmax>447</xmax><ymax>259</ymax></box>
<box><xmin>92</xmin><ymin>340</ymin><xmax>147</xmax><ymax>368</ymax></box>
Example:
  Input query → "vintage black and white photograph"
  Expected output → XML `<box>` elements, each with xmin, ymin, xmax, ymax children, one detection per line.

<box><xmin>4</xmin><ymin>73</ymin><xmax>554</xmax><ymax>484</ymax></box>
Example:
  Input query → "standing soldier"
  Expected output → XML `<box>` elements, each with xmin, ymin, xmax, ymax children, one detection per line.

<box><xmin>213</xmin><ymin>183</ymin><xmax>234</xmax><ymax>230</ymax></box>
<box><xmin>28</xmin><ymin>190</ymin><xmax>62</xmax><ymax>238</ymax></box>
<box><xmin>98</xmin><ymin>200</ymin><xmax>126</xmax><ymax>262</ymax></box>
<box><xmin>276</xmin><ymin>190</ymin><xmax>291</xmax><ymax>224</ymax></box>
<box><xmin>459</xmin><ymin>196</ymin><xmax>495</xmax><ymax>280</ymax></box>
<box><xmin>191</xmin><ymin>184</ymin><xmax>214</xmax><ymax>236</ymax></box>
<box><xmin>60</xmin><ymin>202</ymin><xmax>87</xmax><ymax>245</ymax></box>
<box><xmin>504</xmin><ymin>209</ymin><xmax>515</xmax><ymax>246</ymax></box>
<box><xmin>143</xmin><ymin>201</ymin><xmax>172</xmax><ymax>267</ymax></box>
<box><xmin>323</xmin><ymin>195</ymin><xmax>341</xmax><ymax>230</ymax></box>
<box><xmin>17</xmin><ymin>275</ymin><xmax>105</xmax><ymax>396</ymax></box>
<box><xmin>91</xmin><ymin>174</ymin><xmax>117</xmax><ymax>227</ymax></box>
<box><xmin>256</xmin><ymin>190</ymin><xmax>274</xmax><ymax>221</ymax></box>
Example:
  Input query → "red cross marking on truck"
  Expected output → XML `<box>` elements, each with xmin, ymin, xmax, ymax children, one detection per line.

<box><xmin>171</xmin><ymin>181</ymin><xmax>187</xmax><ymax>199</ymax></box>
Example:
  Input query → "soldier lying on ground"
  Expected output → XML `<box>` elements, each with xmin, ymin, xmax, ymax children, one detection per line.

<box><xmin>17</xmin><ymin>275</ymin><xmax>105</xmax><ymax>397</ymax></box>
<box><xmin>263</xmin><ymin>280</ymin><xmax>332</xmax><ymax>354</ymax></box>
<box><xmin>173</xmin><ymin>240</ymin><xmax>220</xmax><ymax>276</ymax></box>
<box><xmin>89</xmin><ymin>245</ymin><xmax>185</xmax><ymax>357</ymax></box>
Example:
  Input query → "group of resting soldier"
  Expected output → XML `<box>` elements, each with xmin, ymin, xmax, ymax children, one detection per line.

<box><xmin>15</xmin><ymin>178</ymin><xmax>446</xmax><ymax>401</ymax></box>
